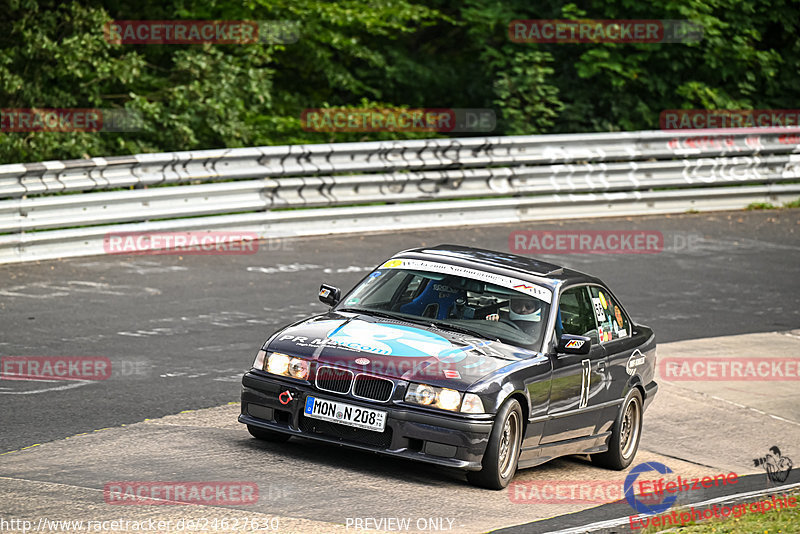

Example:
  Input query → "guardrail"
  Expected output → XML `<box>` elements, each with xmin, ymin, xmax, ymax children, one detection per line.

<box><xmin>1</xmin><ymin>129</ymin><xmax>799</xmax><ymax>263</ymax></box>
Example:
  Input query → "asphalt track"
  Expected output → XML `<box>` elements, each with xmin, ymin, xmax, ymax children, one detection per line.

<box><xmin>1</xmin><ymin>209</ymin><xmax>799</xmax><ymax>533</ymax></box>
<box><xmin>1</xmin><ymin>332</ymin><xmax>798</xmax><ymax>534</ymax></box>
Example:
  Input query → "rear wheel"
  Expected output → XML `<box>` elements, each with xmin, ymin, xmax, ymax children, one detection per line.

<box><xmin>247</xmin><ymin>424</ymin><xmax>291</xmax><ymax>443</ymax></box>
<box><xmin>592</xmin><ymin>389</ymin><xmax>642</xmax><ymax>470</ymax></box>
<box><xmin>467</xmin><ymin>398</ymin><xmax>523</xmax><ymax>489</ymax></box>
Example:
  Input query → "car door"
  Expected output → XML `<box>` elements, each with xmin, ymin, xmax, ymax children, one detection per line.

<box><xmin>586</xmin><ymin>285</ymin><xmax>642</xmax><ymax>431</ymax></box>
<box><xmin>540</xmin><ymin>285</ymin><xmax>607</xmax><ymax>444</ymax></box>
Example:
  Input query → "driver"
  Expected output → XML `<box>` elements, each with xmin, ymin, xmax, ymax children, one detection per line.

<box><xmin>486</xmin><ymin>295</ymin><xmax>544</xmax><ymax>336</ymax></box>
<box><xmin>509</xmin><ymin>296</ymin><xmax>543</xmax><ymax>334</ymax></box>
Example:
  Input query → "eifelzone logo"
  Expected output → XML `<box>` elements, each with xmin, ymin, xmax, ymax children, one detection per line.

<box><xmin>624</xmin><ymin>462</ymin><xmax>677</xmax><ymax>515</ymax></box>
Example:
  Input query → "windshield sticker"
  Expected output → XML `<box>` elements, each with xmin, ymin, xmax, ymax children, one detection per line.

<box><xmin>380</xmin><ymin>258</ymin><xmax>552</xmax><ymax>303</ymax></box>
<box><xmin>598</xmin><ymin>291</ymin><xmax>608</xmax><ymax>309</ymax></box>
<box><xmin>592</xmin><ymin>297</ymin><xmax>606</xmax><ymax>322</ymax></box>
<box><xmin>345</xmin><ymin>297</ymin><xmax>360</xmax><ymax>305</ymax></box>
<box><xmin>614</xmin><ymin>306</ymin><xmax>624</xmax><ymax>328</ymax></box>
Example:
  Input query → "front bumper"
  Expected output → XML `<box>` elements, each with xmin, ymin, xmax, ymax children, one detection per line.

<box><xmin>239</xmin><ymin>371</ymin><xmax>493</xmax><ymax>470</ymax></box>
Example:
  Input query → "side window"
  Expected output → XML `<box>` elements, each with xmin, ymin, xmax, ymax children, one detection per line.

<box><xmin>588</xmin><ymin>286</ymin><xmax>630</xmax><ymax>343</ymax></box>
<box><xmin>558</xmin><ymin>286</ymin><xmax>599</xmax><ymax>344</ymax></box>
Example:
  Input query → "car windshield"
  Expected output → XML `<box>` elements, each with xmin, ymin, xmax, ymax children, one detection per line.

<box><xmin>336</xmin><ymin>267</ymin><xmax>550</xmax><ymax>350</ymax></box>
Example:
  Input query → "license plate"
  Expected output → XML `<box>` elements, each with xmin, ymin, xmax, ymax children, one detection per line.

<box><xmin>304</xmin><ymin>396</ymin><xmax>387</xmax><ymax>432</ymax></box>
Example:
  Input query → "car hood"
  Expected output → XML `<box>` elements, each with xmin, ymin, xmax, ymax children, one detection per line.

<box><xmin>266</xmin><ymin>311</ymin><xmax>539</xmax><ymax>389</ymax></box>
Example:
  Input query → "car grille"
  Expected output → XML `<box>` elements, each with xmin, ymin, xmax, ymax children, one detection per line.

<box><xmin>353</xmin><ymin>374</ymin><xmax>394</xmax><ymax>402</ymax></box>
<box><xmin>299</xmin><ymin>414</ymin><xmax>393</xmax><ymax>449</ymax></box>
<box><xmin>315</xmin><ymin>366</ymin><xmax>352</xmax><ymax>394</ymax></box>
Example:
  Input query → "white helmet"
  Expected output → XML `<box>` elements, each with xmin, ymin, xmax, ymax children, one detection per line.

<box><xmin>509</xmin><ymin>297</ymin><xmax>542</xmax><ymax>322</ymax></box>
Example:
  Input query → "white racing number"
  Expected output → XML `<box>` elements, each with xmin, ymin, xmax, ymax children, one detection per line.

<box><xmin>579</xmin><ymin>359</ymin><xmax>591</xmax><ymax>409</ymax></box>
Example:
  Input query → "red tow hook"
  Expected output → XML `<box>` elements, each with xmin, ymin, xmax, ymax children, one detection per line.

<box><xmin>278</xmin><ymin>390</ymin><xmax>293</xmax><ymax>405</ymax></box>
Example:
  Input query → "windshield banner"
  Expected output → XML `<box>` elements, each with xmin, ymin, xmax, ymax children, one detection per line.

<box><xmin>380</xmin><ymin>258</ymin><xmax>552</xmax><ymax>304</ymax></box>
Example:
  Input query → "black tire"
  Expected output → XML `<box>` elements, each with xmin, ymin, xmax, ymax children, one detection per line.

<box><xmin>467</xmin><ymin>398</ymin><xmax>523</xmax><ymax>490</ymax></box>
<box><xmin>592</xmin><ymin>388</ymin><xmax>643</xmax><ymax>470</ymax></box>
<box><xmin>247</xmin><ymin>424</ymin><xmax>291</xmax><ymax>443</ymax></box>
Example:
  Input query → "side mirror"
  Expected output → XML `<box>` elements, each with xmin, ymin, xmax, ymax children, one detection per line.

<box><xmin>318</xmin><ymin>284</ymin><xmax>341</xmax><ymax>306</ymax></box>
<box><xmin>557</xmin><ymin>334</ymin><xmax>591</xmax><ymax>355</ymax></box>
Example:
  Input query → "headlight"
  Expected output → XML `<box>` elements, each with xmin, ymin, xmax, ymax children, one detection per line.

<box><xmin>406</xmin><ymin>383</ymin><xmax>437</xmax><ymax>405</ymax></box>
<box><xmin>405</xmin><ymin>383</ymin><xmax>466</xmax><ymax>412</ymax></box>
<box><xmin>438</xmin><ymin>388</ymin><xmax>462</xmax><ymax>411</ymax></box>
<box><xmin>265</xmin><ymin>352</ymin><xmax>309</xmax><ymax>380</ymax></box>
<box><xmin>288</xmin><ymin>357</ymin><xmax>310</xmax><ymax>380</ymax></box>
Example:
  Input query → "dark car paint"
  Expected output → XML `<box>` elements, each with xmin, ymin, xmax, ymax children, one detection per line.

<box><xmin>240</xmin><ymin>244</ymin><xmax>658</xmax><ymax>473</ymax></box>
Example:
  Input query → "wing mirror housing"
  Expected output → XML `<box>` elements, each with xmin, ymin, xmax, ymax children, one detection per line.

<box><xmin>318</xmin><ymin>284</ymin><xmax>341</xmax><ymax>306</ymax></box>
<box><xmin>557</xmin><ymin>334</ymin><xmax>591</xmax><ymax>355</ymax></box>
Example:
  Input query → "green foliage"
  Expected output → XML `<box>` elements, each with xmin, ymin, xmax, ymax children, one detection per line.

<box><xmin>746</xmin><ymin>202</ymin><xmax>778</xmax><ymax>210</ymax></box>
<box><xmin>1</xmin><ymin>0</ymin><xmax>798</xmax><ymax>163</ymax></box>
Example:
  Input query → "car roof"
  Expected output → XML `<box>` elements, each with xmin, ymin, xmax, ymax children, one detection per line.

<box><xmin>393</xmin><ymin>244</ymin><xmax>602</xmax><ymax>290</ymax></box>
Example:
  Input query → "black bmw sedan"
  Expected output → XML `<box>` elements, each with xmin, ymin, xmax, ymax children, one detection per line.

<box><xmin>239</xmin><ymin>244</ymin><xmax>658</xmax><ymax>489</ymax></box>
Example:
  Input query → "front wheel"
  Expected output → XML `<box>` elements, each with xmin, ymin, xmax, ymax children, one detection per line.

<box><xmin>247</xmin><ymin>424</ymin><xmax>291</xmax><ymax>443</ymax></box>
<box><xmin>592</xmin><ymin>388</ymin><xmax>643</xmax><ymax>470</ymax></box>
<box><xmin>467</xmin><ymin>398</ymin><xmax>523</xmax><ymax>490</ymax></box>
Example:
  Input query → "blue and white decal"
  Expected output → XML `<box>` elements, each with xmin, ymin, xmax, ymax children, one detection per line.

<box><xmin>327</xmin><ymin>320</ymin><xmax>453</xmax><ymax>357</ymax></box>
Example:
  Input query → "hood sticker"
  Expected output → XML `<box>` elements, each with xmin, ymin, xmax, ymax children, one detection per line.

<box><xmin>326</xmin><ymin>321</ymin><xmax>454</xmax><ymax>358</ymax></box>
